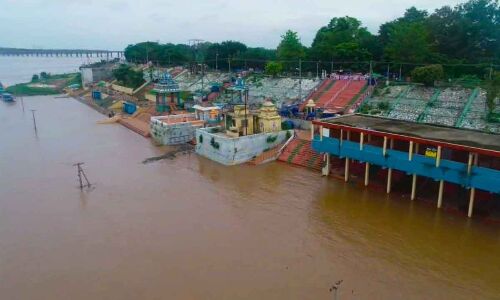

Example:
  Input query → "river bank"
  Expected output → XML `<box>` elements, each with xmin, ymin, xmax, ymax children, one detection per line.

<box><xmin>1</xmin><ymin>95</ymin><xmax>500</xmax><ymax>300</ymax></box>
<box><xmin>5</xmin><ymin>72</ymin><xmax>81</xmax><ymax>96</ymax></box>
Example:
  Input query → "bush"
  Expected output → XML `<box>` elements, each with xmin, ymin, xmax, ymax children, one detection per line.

<box><xmin>198</xmin><ymin>135</ymin><xmax>203</xmax><ymax>143</ymax></box>
<box><xmin>31</xmin><ymin>74</ymin><xmax>39</xmax><ymax>82</ymax></box>
<box><xmin>285</xmin><ymin>130</ymin><xmax>292</xmax><ymax>140</ymax></box>
<box><xmin>266</xmin><ymin>135</ymin><xmax>278</xmax><ymax>143</ymax></box>
<box><xmin>264</xmin><ymin>61</ymin><xmax>283</xmax><ymax>77</ymax></box>
<box><xmin>377</xmin><ymin>101</ymin><xmax>389</xmax><ymax>110</ymax></box>
<box><xmin>411</xmin><ymin>64</ymin><xmax>444</xmax><ymax>87</ymax></box>
<box><xmin>210</xmin><ymin>137</ymin><xmax>220</xmax><ymax>149</ymax></box>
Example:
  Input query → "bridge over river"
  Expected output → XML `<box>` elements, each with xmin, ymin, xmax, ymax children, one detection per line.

<box><xmin>0</xmin><ymin>47</ymin><xmax>124</xmax><ymax>58</ymax></box>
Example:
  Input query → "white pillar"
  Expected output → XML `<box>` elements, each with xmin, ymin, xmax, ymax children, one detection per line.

<box><xmin>320</xmin><ymin>125</ymin><xmax>323</xmax><ymax>141</ymax></box>
<box><xmin>383</xmin><ymin>136</ymin><xmax>387</xmax><ymax>156</ymax></box>
<box><xmin>360</xmin><ymin>132</ymin><xmax>364</xmax><ymax>150</ymax></box>
<box><xmin>408</xmin><ymin>141</ymin><xmax>414</xmax><ymax>161</ymax></box>
<box><xmin>386</xmin><ymin>168</ymin><xmax>392</xmax><ymax>194</ymax></box>
<box><xmin>468</xmin><ymin>188</ymin><xmax>476</xmax><ymax>218</ymax></box>
<box><xmin>322</xmin><ymin>154</ymin><xmax>331</xmax><ymax>176</ymax></box>
<box><xmin>437</xmin><ymin>180</ymin><xmax>444</xmax><ymax>208</ymax></box>
<box><xmin>411</xmin><ymin>174</ymin><xmax>417</xmax><ymax>200</ymax></box>
<box><xmin>340</xmin><ymin>129</ymin><xmax>343</xmax><ymax>146</ymax></box>
<box><xmin>364</xmin><ymin>162</ymin><xmax>370</xmax><ymax>186</ymax></box>
<box><xmin>310</xmin><ymin>123</ymin><xmax>314</xmax><ymax>140</ymax></box>
<box><xmin>467</xmin><ymin>152</ymin><xmax>473</xmax><ymax>175</ymax></box>
<box><xmin>436</xmin><ymin>146</ymin><xmax>442</xmax><ymax>167</ymax></box>
<box><xmin>344</xmin><ymin>158</ymin><xmax>350</xmax><ymax>182</ymax></box>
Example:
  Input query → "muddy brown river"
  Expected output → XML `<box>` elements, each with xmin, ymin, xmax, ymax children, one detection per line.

<box><xmin>1</xmin><ymin>96</ymin><xmax>499</xmax><ymax>299</ymax></box>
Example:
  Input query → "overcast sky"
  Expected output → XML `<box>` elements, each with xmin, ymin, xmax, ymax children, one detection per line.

<box><xmin>1</xmin><ymin>0</ymin><xmax>464</xmax><ymax>50</ymax></box>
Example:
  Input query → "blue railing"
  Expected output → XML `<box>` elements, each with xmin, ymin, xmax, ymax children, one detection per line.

<box><xmin>312</xmin><ymin>136</ymin><xmax>500</xmax><ymax>194</ymax></box>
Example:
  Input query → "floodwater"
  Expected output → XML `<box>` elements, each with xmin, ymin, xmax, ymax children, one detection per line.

<box><xmin>0</xmin><ymin>56</ymin><xmax>114</xmax><ymax>86</ymax></box>
<box><xmin>1</xmin><ymin>96</ymin><xmax>500</xmax><ymax>300</ymax></box>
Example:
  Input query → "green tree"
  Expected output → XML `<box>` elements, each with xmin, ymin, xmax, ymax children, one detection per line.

<box><xmin>265</xmin><ymin>61</ymin><xmax>283</xmax><ymax>77</ymax></box>
<box><xmin>277</xmin><ymin>30</ymin><xmax>306</xmax><ymax>61</ymax></box>
<box><xmin>411</xmin><ymin>64</ymin><xmax>444</xmax><ymax>86</ymax></box>
<box><xmin>31</xmin><ymin>74</ymin><xmax>39</xmax><ymax>82</ymax></box>
<box><xmin>485</xmin><ymin>72</ymin><xmax>500</xmax><ymax>113</ymax></box>
<box><xmin>427</xmin><ymin>0</ymin><xmax>500</xmax><ymax>63</ymax></box>
<box><xmin>112</xmin><ymin>64</ymin><xmax>145</xmax><ymax>89</ymax></box>
<box><xmin>384</xmin><ymin>22</ymin><xmax>433</xmax><ymax>63</ymax></box>
<box><xmin>309</xmin><ymin>17</ymin><xmax>380</xmax><ymax>62</ymax></box>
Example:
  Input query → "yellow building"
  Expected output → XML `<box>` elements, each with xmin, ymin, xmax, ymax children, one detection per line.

<box><xmin>258</xmin><ymin>100</ymin><xmax>282</xmax><ymax>133</ymax></box>
<box><xmin>226</xmin><ymin>104</ymin><xmax>255</xmax><ymax>137</ymax></box>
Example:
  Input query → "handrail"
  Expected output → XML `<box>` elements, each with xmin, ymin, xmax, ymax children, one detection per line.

<box><xmin>323</xmin><ymin>80</ymin><xmax>350</xmax><ymax>108</ymax></box>
<box><xmin>455</xmin><ymin>87</ymin><xmax>480</xmax><ymax>127</ymax></box>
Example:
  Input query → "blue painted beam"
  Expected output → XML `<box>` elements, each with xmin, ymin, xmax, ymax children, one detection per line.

<box><xmin>313</xmin><ymin>136</ymin><xmax>500</xmax><ymax>194</ymax></box>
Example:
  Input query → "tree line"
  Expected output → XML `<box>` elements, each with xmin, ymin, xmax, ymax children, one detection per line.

<box><xmin>124</xmin><ymin>0</ymin><xmax>499</xmax><ymax>78</ymax></box>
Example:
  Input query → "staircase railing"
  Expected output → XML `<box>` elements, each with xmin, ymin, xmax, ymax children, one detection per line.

<box><xmin>323</xmin><ymin>80</ymin><xmax>351</xmax><ymax>109</ymax></box>
<box><xmin>455</xmin><ymin>87</ymin><xmax>480</xmax><ymax>128</ymax></box>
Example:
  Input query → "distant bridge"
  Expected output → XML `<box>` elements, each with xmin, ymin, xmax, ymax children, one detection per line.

<box><xmin>0</xmin><ymin>47</ymin><xmax>124</xmax><ymax>58</ymax></box>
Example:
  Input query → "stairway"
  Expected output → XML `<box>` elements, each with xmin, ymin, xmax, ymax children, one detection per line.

<box><xmin>323</xmin><ymin>80</ymin><xmax>366</xmax><ymax>112</ymax></box>
<box><xmin>278</xmin><ymin>138</ymin><xmax>322</xmax><ymax>170</ymax></box>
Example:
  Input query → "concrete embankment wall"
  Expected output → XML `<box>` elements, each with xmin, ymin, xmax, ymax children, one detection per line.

<box><xmin>195</xmin><ymin>128</ymin><xmax>291</xmax><ymax>165</ymax></box>
<box><xmin>151</xmin><ymin>121</ymin><xmax>197</xmax><ymax>145</ymax></box>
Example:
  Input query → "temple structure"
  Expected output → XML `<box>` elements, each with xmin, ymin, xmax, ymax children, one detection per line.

<box><xmin>152</xmin><ymin>73</ymin><xmax>181</xmax><ymax>113</ymax></box>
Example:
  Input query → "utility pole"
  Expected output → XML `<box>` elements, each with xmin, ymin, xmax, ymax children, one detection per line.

<box><xmin>489</xmin><ymin>63</ymin><xmax>493</xmax><ymax>80</ymax></box>
<box><xmin>244</xmin><ymin>89</ymin><xmax>248</xmax><ymax>136</ymax></box>
<box><xmin>228</xmin><ymin>56</ymin><xmax>231</xmax><ymax>73</ymax></box>
<box><xmin>30</xmin><ymin>109</ymin><xmax>37</xmax><ymax>134</ymax></box>
<box><xmin>399</xmin><ymin>64</ymin><xmax>402</xmax><ymax>81</ymax></box>
<box><xmin>298</xmin><ymin>59</ymin><xmax>302</xmax><ymax>100</ymax></box>
<box><xmin>215</xmin><ymin>51</ymin><xmax>219</xmax><ymax>71</ymax></box>
<box><xmin>331</xmin><ymin>60</ymin><xmax>334</xmax><ymax>74</ymax></box>
<box><xmin>369</xmin><ymin>60</ymin><xmax>373</xmax><ymax>86</ymax></box>
<box><xmin>73</xmin><ymin>162</ymin><xmax>91</xmax><ymax>189</ymax></box>
<box><xmin>20</xmin><ymin>95</ymin><xmax>25</xmax><ymax>113</ymax></box>
<box><xmin>316</xmin><ymin>61</ymin><xmax>319</xmax><ymax>79</ymax></box>
<box><xmin>386</xmin><ymin>64</ymin><xmax>390</xmax><ymax>86</ymax></box>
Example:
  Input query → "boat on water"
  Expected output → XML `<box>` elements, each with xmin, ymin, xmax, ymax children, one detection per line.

<box><xmin>0</xmin><ymin>82</ymin><xmax>15</xmax><ymax>102</ymax></box>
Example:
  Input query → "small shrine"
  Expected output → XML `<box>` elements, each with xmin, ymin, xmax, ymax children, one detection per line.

<box><xmin>305</xmin><ymin>99</ymin><xmax>316</xmax><ymax>115</ymax></box>
<box><xmin>258</xmin><ymin>100</ymin><xmax>281</xmax><ymax>133</ymax></box>
<box><xmin>225</xmin><ymin>104</ymin><xmax>254</xmax><ymax>137</ymax></box>
<box><xmin>152</xmin><ymin>73</ymin><xmax>181</xmax><ymax>113</ymax></box>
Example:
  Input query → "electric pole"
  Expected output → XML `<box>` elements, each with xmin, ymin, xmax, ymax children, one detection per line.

<box><xmin>298</xmin><ymin>59</ymin><xmax>302</xmax><ymax>100</ymax></box>
<box><xmin>73</xmin><ymin>162</ymin><xmax>91</xmax><ymax>189</ymax></box>
<box><xmin>30</xmin><ymin>109</ymin><xmax>37</xmax><ymax>134</ymax></box>
<box><xmin>215</xmin><ymin>51</ymin><xmax>219</xmax><ymax>71</ymax></box>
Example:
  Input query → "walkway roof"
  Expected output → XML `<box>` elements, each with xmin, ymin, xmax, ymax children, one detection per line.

<box><xmin>313</xmin><ymin>114</ymin><xmax>500</xmax><ymax>156</ymax></box>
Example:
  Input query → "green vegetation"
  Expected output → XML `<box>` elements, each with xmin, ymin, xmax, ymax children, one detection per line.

<box><xmin>112</xmin><ymin>64</ymin><xmax>145</xmax><ymax>89</ymax></box>
<box><xmin>411</xmin><ymin>65</ymin><xmax>444</xmax><ymax>86</ymax></box>
<box><xmin>484</xmin><ymin>72</ymin><xmax>500</xmax><ymax>114</ymax></box>
<box><xmin>210</xmin><ymin>137</ymin><xmax>220</xmax><ymax>149</ymax></box>
<box><xmin>125</xmin><ymin>0</ymin><xmax>499</xmax><ymax>79</ymax></box>
<box><xmin>266</xmin><ymin>135</ymin><xmax>278</xmax><ymax>143</ymax></box>
<box><xmin>264</xmin><ymin>61</ymin><xmax>283</xmax><ymax>77</ymax></box>
<box><xmin>6</xmin><ymin>72</ymin><xmax>81</xmax><ymax>96</ymax></box>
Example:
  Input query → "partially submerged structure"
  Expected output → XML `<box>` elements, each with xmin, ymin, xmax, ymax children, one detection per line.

<box><xmin>196</xmin><ymin>101</ymin><xmax>291</xmax><ymax>165</ymax></box>
<box><xmin>311</xmin><ymin>114</ymin><xmax>500</xmax><ymax>217</ymax></box>
<box><xmin>150</xmin><ymin>105</ymin><xmax>222</xmax><ymax>145</ymax></box>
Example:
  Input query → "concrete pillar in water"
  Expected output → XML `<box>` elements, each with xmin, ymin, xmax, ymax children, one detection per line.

<box><xmin>360</xmin><ymin>132</ymin><xmax>364</xmax><ymax>150</ymax></box>
<box><xmin>411</xmin><ymin>174</ymin><xmax>417</xmax><ymax>200</ymax></box>
<box><xmin>322</xmin><ymin>154</ymin><xmax>331</xmax><ymax>176</ymax></box>
<box><xmin>344</xmin><ymin>158</ymin><xmax>350</xmax><ymax>182</ymax></box>
<box><xmin>468</xmin><ymin>188</ymin><xmax>476</xmax><ymax>218</ymax></box>
<box><xmin>364</xmin><ymin>162</ymin><xmax>370</xmax><ymax>186</ymax></box>
<box><xmin>319</xmin><ymin>126</ymin><xmax>323</xmax><ymax>141</ymax></box>
<box><xmin>437</xmin><ymin>180</ymin><xmax>444</xmax><ymax>208</ymax></box>
<box><xmin>310</xmin><ymin>123</ymin><xmax>314</xmax><ymax>140</ymax></box>
<box><xmin>386</xmin><ymin>168</ymin><xmax>392</xmax><ymax>194</ymax></box>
